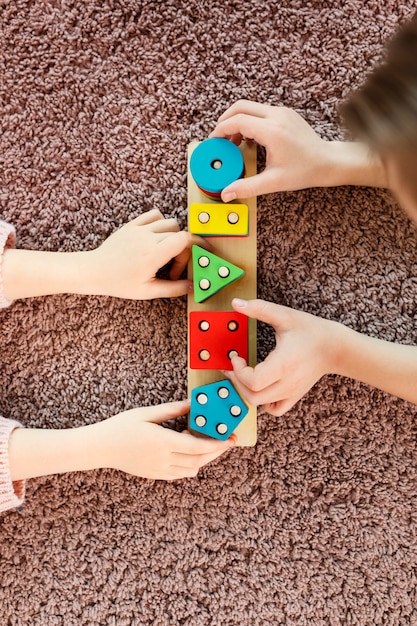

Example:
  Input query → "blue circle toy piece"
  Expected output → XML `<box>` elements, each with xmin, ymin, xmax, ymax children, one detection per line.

<box><xmin>190</xmin><ymin>138</ymin><xmax>244</xmax><ymax>197</ymax></box>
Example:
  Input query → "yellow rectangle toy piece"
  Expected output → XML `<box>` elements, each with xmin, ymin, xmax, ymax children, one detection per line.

<box><xmin>189</xmin><ymin>202</ymin><xmax>249</xmax><ymax>236</ymax></box>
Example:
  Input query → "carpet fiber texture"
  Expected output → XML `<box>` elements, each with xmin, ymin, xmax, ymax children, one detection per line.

<box><xmin>1</xmin><ymin>1</ymin><xmax>417</xmax><ymax>624</ymax></box>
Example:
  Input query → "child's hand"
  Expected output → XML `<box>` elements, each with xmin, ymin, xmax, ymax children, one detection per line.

<box><xmin>9</xmin><ymin>399</ymin><xmax>235</xmax><ymax>482</ymax></box>
<box><xmin>210</xmin><ymin>100</ymin><xmax>386</xmax><ymax>201</ymax></box>
<box><xmin>90</xmin><ymin>209</ymin><xmax>209</xmax><ymax>300</ymax></box>
<box><xmin>225</xmin><ymin>298</ymin><xmax>340</xmax><ymax>417</ymax></box>
<box><xmin>210</xmin><ymin>100</ymin><xmax>330</xmax><ymax>200</ymax></box>
<box><xmin>96</xmin><ymin>400</ymin><xmax>236</xmax><ymax>480</ymax></box>
<box><xmin>3</xmin><ymin>210</ymin><xmax>208</xmax><ymax>301</ymax></box>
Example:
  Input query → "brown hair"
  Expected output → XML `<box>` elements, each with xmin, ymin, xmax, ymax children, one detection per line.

<box><xmin>341</xmin><ymin>14</ymin><xmax>417</xmax><ymax>202</ymax></box>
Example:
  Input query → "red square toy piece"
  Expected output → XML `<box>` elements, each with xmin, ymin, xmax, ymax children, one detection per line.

<box><xmin>189</xmin><ymin>311</ymin><xmax>248</xmax><ymax>370</ymax></box>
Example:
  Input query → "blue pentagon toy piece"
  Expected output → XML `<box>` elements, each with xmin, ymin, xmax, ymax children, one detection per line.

<box><xmin>189</xmin><ymin>138</ymin><xmax>245</xmax><ymax>198</ymax></box>
<box><xmin>189</xmin><ymin>379</ymin><xmax>249</xmax><ymax>441</ymax></box>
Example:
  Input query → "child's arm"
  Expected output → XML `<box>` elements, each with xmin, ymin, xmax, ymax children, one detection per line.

<box><xmin>2</xmin><ymin>209</ymin><xmax>208</xmax><ymax>302</ymax></box>
<box><xmin>8</xmin><ymin>400</ymin><xmax>234</xmax><ymax>483</ymax></box>
<box><xmin>210</xmin><ymin>100</ymin><xmax>387</xmax><ymax>202</ymax></box>
<box><xmin>225</xmin><ymin>299</ymin><xmax>417</xmax><ymax>416</ymax></box>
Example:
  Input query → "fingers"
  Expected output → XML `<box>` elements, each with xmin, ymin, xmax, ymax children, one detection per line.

<box><xmin>166</xmin><ymin>435</ymin><xmax>236</xmax><ymax>479</ymax></box>
<box><xmin>158</xmin><ymin>231</ymin><xmax>206</xmax><ymax>258</ymax></box>
<box><xmin>141</xmin><ymin>399</ymin><xmax>191</xmax><ymax>424</ymax></box>
<box><xmin>222</xmin><ymin>133</ymin><xmax>244</xmax><ymax>146</ymax></box>
<box><xmin>156</xmin><ymin>231</ymin><xmax>212</xmax><ymax>278</ymax></box>
<box><xmin>170</xmin><ymin>429</ymin><xmax>235</xmax><ymax>457</ymax></box>
<box><xmin>164</xmin><ymin>428</ymin><xmax>236</xmax><ymax>480</ymax></box>
<box><xmin>232</xmin><ymin>297</ymin><xmax>291</xmax><ymax>329</ymax></box>
<box><xmin>169</xmin><ymin>247</ymin><xmax>190</xmax><ymax>281</ymax></box>
<box><xmin>219</xmin><ymin>100</ymin><xmax>272</xmax><ymax>120</ymax></box>
<box><xmin>143</xmin><ymin>409</ymin><xmax>236</xmax><ymax>456</ymax></box>
<box><xmin>262</xmin><ymin>398</ymin><xmax>295</xmax><ymax>417</ymax></box>
<box><xmin>130</xmin><ymin>212</ymin><xmax>207</xmax><ymax>241</ymax></box>
<box><xmin>226</xmin><ymin>354</ymin><xmax>282</xmax><ymax>401</ymax></box>
<box><xmin>226</xmin><ymin>360</ymin><xmax>298</xmax><ymax>417</ymax></box>
<box><xmin>127</xmin><ymin>214</ymin><xmax>215</xmax><ymax>277</ymax></box>
<box><xmin>149</xmin><ymin>217</ymin><xmax>180</xmax><ymax>234</ymax></box>
<box><xmin>130</xmin><ymin>209</ymin><xmax>165</xmax><ymax>226</ymax></box>
<box><xmin>154</xmin><ymin>230</ymin><xmax>192</xmax><ymax>268</ymax></box>
<box><xmin>143</xmin><ymin>229</ymin><xmax>215</xmax><ymax>296</ymax></box>
<box><xmin>221</xmin><ymin>167</ymin><xmax>283</xmax><ymax>202</ymax></box>
<box><xmin>210</xmin><ymin>113</ymin><xmax>271</xmax><ymax>148</ymax></box>
<box><xmin>145</xmin><ymin>278</ymin><xmax>192</xmax><ymax>299</ymax></box>
<box><xmin>129</xmin><ymin>210</ymin><xmax>180</xmax><ymax>234</ymax></box>
<box><xmin>164</xmin><ymin>454</ymin><xmax>225</xmax><ymax>480</ymax></box>
<box><xmin>171</xmin><ymin>446</ymin><xmax>232</xmax><ymax>471</ymax></box>
<box><xmin>168</xmin><ymin>234</ymin><xmax>214</xmax><ymax>279</ymax></box>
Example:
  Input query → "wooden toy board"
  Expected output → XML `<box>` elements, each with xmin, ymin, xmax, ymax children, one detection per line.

<box><xmin>187</xmin><ymin>141</ymin><xmax>257</xmax><ymax>447</ymax></box>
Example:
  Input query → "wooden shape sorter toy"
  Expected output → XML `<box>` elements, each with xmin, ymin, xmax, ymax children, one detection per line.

<box><xmin>192</xmin><ymin>245</ymin><xmax>245</xmax><ymax>303</ymax></box>
<box><xmin>189</xmin><ymin>138</ymin><xmax>245</xmax><ymax>198</ymax></box>
<box><xmin>189</xmin><ymin>311</ymin><xmax>248</xmax><ymax>370</ymax></box>
<box><xmin>189</xmin><ymin>202</ymin><xmax>249</xmax><ymax>236</ymax></box>
<box><xmin>190</xmin><ymin>380</ymin><xmax>249</xmax><ymax>441</ymax></box>
<box><xmin>187</xmin><ymin>139</ymin><xmax>257</xmax><ymax>446</ymax></box>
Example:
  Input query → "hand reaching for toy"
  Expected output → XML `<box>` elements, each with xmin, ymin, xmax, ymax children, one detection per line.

<box><xmin>89</xmin><ymin>209</ymin><xmax>208</xmax><ymax>299</ymax></box>
<box><xmin>209</xmin><ymin>100</ymin><xmax>386</xmax><ymax>201</ymax></box>
<box><xmin>93</xmin><ymin>400</ymin><xmax>235</xmax><ymax>480</ymax></box>
<box><xmin>225</xmin><ymin>298</ymin><xmax>417</xmax><ymax>416</ymax></box>
<box><xmin>10</xmin><ymin>400</ymin><xmax>236</xmax><ymax>481</ymax></box>
<box><xmin>3</xmin><ymin>209</ymin><xmax>209</xmax><ymax>301</ymax></box>
<box><xmin>226</xmin><ymin>298</ymin><xmax>337</xmax><ymax>416</ymax></box>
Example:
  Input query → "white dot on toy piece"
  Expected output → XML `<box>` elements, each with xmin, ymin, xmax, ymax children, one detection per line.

<box><xmin>228</xmin><ymin>212</ymin><xmax>239</xmax><ymax>224</ymax></box>
<box><xmin>199</xmin><ymin>320</ymin><xmax>210</xmax><ymax>331</ymax></box>
<box><xmin>217</xmin><ymin>387</ymin><xmax>230</xmax><ymax>399</ymax></box>
<box><xmin>227</xmin><ymin>320</ymin><xmax>238</xmax><ymax>331</ymax></box>
<box><xmin>230</xmin><ymin>405</ymin><xmax>242</xmax><ymax>417</ymax></box>
<box><xmin>198</xmin><ymin>256</ymin><xmax>210</xmax><ymax>267</ymax></box>
<box><xmin>197</xmin><ymin>393</ymin><xmax>208</xmax><ymax>404</ymax></box>
<box><xmin>216</xmin><ymin>423</ymin><xmax>228</xmax><ymax>435</ymax></box>
<box><xmin>199</xmin><ymin>349</ymin><xmax>210</xmax><ymax>361</ymax></box>
<box><xmin>228</xmin><ymin>350</ymin><xmax>238</xmax><ymax>359</ymax></box>
<box><xmin>198</xmin><ymin>212</ymin><xmax>210</xmax><ymax>224</ymax></box>
<box><xmin>195</xmin><ymin>415</ymin><xmax>207</xmax><ymax>427</ymax></box>
<box><xmin>199</xmin><ymin>278</ymin><xmax>210</xmax><ymax>290</ymax></box>
<box><xmin>218</xmin><ymin>266</ymin><xmax>230</xmax><ymax>278</ymax></box>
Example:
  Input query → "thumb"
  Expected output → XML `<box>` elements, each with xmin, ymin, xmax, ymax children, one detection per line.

<box><xmin>146</xmin><ymin>278</ymin><xmax>192</xmax><ymax>299</ymax></box>
<box><xmin>221</xmin><ymin>168</ymin><xmax>280</xmax><ymax>202</ymax></box>
<box><xmin>232</xmin><ymin>298</ymin><xmax>289</xmax><ymax>330</ymax></box>
<box><xmin>142</xmin><ymin>400</ymin><xmax>191</xmax><ymax>425</ymax></box>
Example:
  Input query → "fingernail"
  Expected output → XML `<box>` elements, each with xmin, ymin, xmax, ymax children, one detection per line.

<box><xmin>222</xmin><ymin>370</ymin><xmax>231</xmax><ymax>379</ymax></box>
<box><xmin>232</xmin><ymin>298</ymin><xmax>248</xmax><ymax>308</ymax></box>
<box><xmin>222</xmin><ymin>190</ymin><xmax>237</xmax><ymax>202</ymax></box>
<box><xmin>187</xmin><ymin>281</ymin><xmax>194</xmax><ymax>293</ymax></box>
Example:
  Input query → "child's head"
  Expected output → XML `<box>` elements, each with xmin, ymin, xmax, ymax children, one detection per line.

<box><xmin>341</xmin><ymin>14</ymin><xmax>417</xmax><ymax>220</ymax></box>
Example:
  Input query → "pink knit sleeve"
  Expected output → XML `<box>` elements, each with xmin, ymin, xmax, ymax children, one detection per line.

<box><xmin>0</xmin><ymin>219</ymin><xmax>16</xmax><ymax>309</ymax></box>
<box><xmin>0</xmin><ymin>417</ymin><xmax>25</xmax><ymax>513</ymax></box>
<box><xmin>0</xmin><ymin>220</ymin><xmax>23</xmax><ymax>512</ymax></box>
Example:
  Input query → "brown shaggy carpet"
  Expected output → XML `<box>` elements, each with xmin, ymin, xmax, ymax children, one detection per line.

<box><xmin>1</xmin><ymin>1</ymin><xmax>417</xmax><ymax>624</ymax></box>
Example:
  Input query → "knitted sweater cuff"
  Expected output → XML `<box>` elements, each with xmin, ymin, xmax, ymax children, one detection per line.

<box><xmin>0</xmin><ymin>417</ymin><xmax>25</xmax><ymax>513</ymax></box>
<box><xmin>0</xmin><ymin>220</ymin><xmax>15</xmax><ymax>309</ymax></box>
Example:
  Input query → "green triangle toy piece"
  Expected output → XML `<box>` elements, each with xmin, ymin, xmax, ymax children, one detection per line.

<box><xmin>192</xmin><ymin>245</ymin><xmax>245</xmax><ymax>303</ymax></box>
